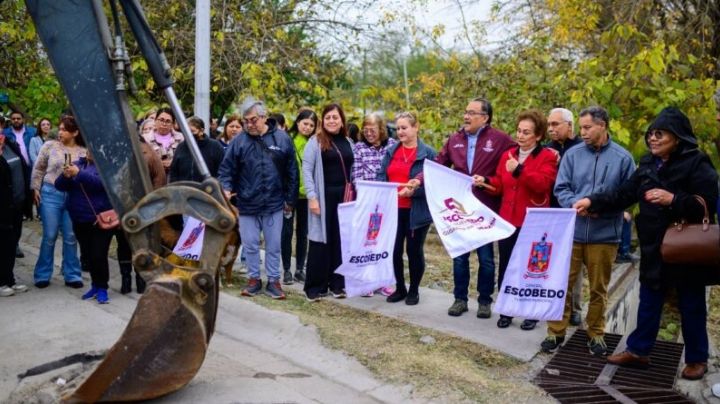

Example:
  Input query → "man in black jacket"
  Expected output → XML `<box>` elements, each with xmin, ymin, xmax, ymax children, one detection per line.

<box><xmin>0</xmin><ymin>134</ymin><xmax>30</xmax><ymax>296</ymax></box>
<box><xmin>218</xmin><ymin>99</ymin><xmax>299</xmax><ymax>300</ymax></box>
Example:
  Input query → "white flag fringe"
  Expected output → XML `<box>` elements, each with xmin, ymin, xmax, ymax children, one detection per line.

<box><xmin>336</xmin><ymin>180</ymin><xmax>398</xmax><ymax>297</ymax></box>
<box><xmin>423</xmin><ymin>159</ymin><xmax>515</xmax><ymax>258</ymax></box>
<box><xmin>173</xmin><ymin>217</ymin><xmax>206</xmax><ymax>260</ymax></box>
<box><xmin>493</xmin><ymin>208</ymin><xmax>576</xmax><ymax>321</ymax></box>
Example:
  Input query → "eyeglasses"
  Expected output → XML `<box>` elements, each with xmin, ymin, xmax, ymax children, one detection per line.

<box><xmin>156</xmin><ymin>118</ymin><xmax>173</xmax><ymax>124</ymax></box>
<box><xmin>646</xmin><ymin>130</ymin><xmax>667</xmax><ymax>140</ymax></box>
<box><xmin>363</xmin><ymin>128</ymin><xmax>377</xmax><ymax>134</ymax></box>
<box><xmin>242</xmin><ymin>116</ymin><xmax>262</xmax><ymax>126</ymax></box>
<box><xmin>548</xmin><ymin>121</ymin><xmax>569</xmax><ymax>127</ymax></box>
<box><xmin>464</xmin><ymin>110</ymin><xmax>487</xmax><ymax>117</ymax></box>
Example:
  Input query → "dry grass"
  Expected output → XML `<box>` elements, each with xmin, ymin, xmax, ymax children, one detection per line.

<box><xmin>707</xmin><ymin>287</ymin><xmax>720</xmax><ymax>345</ymax></box>
<box><xmin>225</xmin><ymin>276</ymin><xmax>551</xmax><ymax>403</ymax></box>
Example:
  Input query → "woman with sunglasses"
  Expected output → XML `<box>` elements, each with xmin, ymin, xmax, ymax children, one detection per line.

<box><xmin>147</xmin><ymin>107</ymin><xmax>184</xmax><ymax>175</ymax></box>
<box><xmin>573</xmin><ymin>107</ymin><xmax>718</xmax><ymax>381</ymax></box>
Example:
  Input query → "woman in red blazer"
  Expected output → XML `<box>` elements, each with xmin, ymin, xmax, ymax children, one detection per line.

<box><xmin>475</xmin><ymin>109</ymin><xmax>559</xmax><ymax>330</ymax></box>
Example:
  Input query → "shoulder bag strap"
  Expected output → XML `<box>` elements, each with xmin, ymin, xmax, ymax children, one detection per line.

<box><xmin>78</xmin><ymin>182</ymin><xmax>99</xmax><ymax>217</ymax></box>
<box><xmin>331</xmin><ymin>141</ymin><xmax>350</xmax><ymax>185</ymax></box>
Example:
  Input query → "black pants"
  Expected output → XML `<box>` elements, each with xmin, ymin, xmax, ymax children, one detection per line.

<box><xmin>304</xmin><ymin>186</ymin><xmax>345</xmax><ymax>295</ymax></box>
<box><xmin>393</xmin><ymin>208</ymin><xmax>430</xmax><ymax>295</ymax></box>
<box><xmin>497</xmin><ymin>228</ymin><xmax>520</xmax><ymax>290</ymax></box>
<box><xmin>281</xmin><ymin>198</ymin><xmax>308</xmax><ymax>272</ymax></box>
<box><xmin>0</xmin><ymin>211</ymin><xmax>23</xmax><ymax>287</ymax></box>
<box><xmin>116</xmin><ymin>228</ymin><xmax>132</xmax><ymax>271</ymax></box>
<box><xmin>498</xmin><ymin>228</ymin><xmax>522</xmax><ymax>319</ymax></box>
<box><xmin>73</xmin><ymin>222</ymin><xmax>128</xmax><ymax>289</ymax></box>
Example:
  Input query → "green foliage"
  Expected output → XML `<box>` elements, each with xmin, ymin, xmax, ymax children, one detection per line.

<box><xmin>0</xmin><ymin>0</ymin><xmax>66</xmax><ymax>119</ymax></box>
<box><xmin>4</xmin><ymin>0</ymin><xmax>719</xmax><ymax>157</ymax></box>
<box><xmin>355</xmin><ymin>2</ymin><xmax>719</xmax><ymax>159</ymax></box>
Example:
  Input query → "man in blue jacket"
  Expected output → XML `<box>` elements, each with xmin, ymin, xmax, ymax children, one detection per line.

<box><xmin>542</xmin><ymin>106</ymin><xmax>635</xmax><ymax>356</ymax></box>
<box><xmin>218</xmin><ymin>99</ymin><xmax>298</xmax><ymax>300</ymax></box>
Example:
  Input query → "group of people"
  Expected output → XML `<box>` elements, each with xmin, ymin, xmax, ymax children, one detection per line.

<box><xmin>1</xmin><ymin>91</ymin><xmax>719</xmax><ymax>382</ymax></box>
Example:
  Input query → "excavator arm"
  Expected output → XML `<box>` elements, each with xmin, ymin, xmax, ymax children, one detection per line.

<box><xmin>25</xmin><ymin>1</ymin><xmax>236</xmax><ymax>401</ymax></box>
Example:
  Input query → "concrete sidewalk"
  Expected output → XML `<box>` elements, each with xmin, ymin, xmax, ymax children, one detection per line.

<box><xmin>285</xmin><ymin>280</ymin><xmax>546</xmax><ymax>361</ymax></box>
<box><xmin>1</xmin><ymin>235</ymin><xmax>419</xmax><ymax>403</ymax></box>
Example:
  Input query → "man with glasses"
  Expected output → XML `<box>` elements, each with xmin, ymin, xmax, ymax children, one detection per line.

<box><xmin>218</xmin><ymin>98</ymin><xmax>298</xmax><ymax>300</ymax></box>
<box><xmin>434</xmin><ymin>97</ymin><xmax>515</xmax><ymax>318</ymax></box>
<box><xmin>546</xmin><ymin>107</ymin><xmax>583</xmax><ymax>326</ymax></box>
<box><xmin>547</xmin><ymin>108</ymin><xmax>581</xmax><ymax>160</ymax></box>
<box><xmin>542</xmin><ymin>106</ymin><xmax>635</xmax><ymax>356</ymax></box>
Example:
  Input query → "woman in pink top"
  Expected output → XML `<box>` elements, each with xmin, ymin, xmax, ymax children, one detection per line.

<box><xmin>146</xmin><ymin>107</ymin><xmax>183</xmax><ymax>175</ymax></box>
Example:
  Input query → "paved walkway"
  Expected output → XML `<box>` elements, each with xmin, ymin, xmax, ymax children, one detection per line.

<box><xmin>1</xmin><ymin>231</ymin><xmax>419</xmax><ymax>403</ymax></box>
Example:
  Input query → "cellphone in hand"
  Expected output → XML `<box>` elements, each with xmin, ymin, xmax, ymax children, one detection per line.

<box><xmin>64</xmin><ymin>153</ymin><xmax>71</xmax><ymax>167</ymax></box>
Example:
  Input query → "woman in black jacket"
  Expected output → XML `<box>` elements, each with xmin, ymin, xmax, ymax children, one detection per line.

<box><xmin>169</xmin><ymin>117</ymin><xmax>225</xmax><ymax>182</ymax></box>
<box><xmin>573</xmin><ymin>107</ymin><xmax>718</xmax><ymax>380</ymax></box>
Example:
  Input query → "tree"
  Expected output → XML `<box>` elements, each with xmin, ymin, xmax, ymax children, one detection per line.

<box><xmin>0</xmin><ymin>0</ymin><xmax>66</xmax><ymax>120</ymax></box>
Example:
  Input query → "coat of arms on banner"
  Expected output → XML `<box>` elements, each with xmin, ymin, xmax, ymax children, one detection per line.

<box><xmin>178</xmin><ymin>222</ymin><xmax>205</xmax><ymax>251</ymax></box>
<box><xmin>526</xmin><ymin>232</ymin><xmax>552</xmax><ymax>279</ymax></box>
<box><xmin>365</xmin><ymin>205</ymin><xmax>383</xmax><ymax>246</ymax></box>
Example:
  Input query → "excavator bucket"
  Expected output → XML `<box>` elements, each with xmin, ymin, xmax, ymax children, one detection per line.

<box><xmin>25</xmin><ymin>1</ymin><xmax>237</xmax><ymax>401</ymax></box>
<box><xmin>67</xmin><ymin>281</ymin><xmax>209</xmax><ymax>402</ymax></box>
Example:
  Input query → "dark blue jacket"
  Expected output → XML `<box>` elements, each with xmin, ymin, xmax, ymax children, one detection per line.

<box><xmin>55</xmin><ymin>158</ymin><xmax>113</xmax><ymax>224</ymax></box>
<box><xmin>377</xmin><ymin>140</ymin><xmax>436</xmax><ymax>230</ymax></box>
<box><xmin>218</xmin><ymin>121</ymin><xmax>299</xmax><ymax>216</ymax></box>
<box><xmin>3</xmin><ymin>125</ymin><xmax>36</xmax><ymax>154</ymax></box>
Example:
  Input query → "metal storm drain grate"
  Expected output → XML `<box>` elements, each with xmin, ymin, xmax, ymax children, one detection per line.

<box><xmin>535</xmin><ymin>329</ymin><xmax>692</xmax><ymax>403</ymax></box>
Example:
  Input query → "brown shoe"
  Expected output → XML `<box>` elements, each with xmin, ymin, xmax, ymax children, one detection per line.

<box><xmin>681</xmin><ymin>363</ymin><xmax>708</xmax><ymax>380</ymax></box>
<box><xmin>607</xmin><ymin>351</ymin><xmax>650</xmax><ymax>368</ymax></box>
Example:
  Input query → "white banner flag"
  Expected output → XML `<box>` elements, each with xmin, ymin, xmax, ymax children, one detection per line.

<box><xmin>336</xmin><ymin>180</ymin><xmax>398</xmax><ymax>297</ymax></box>
<box><xmin>173</xmin><ymin>217</ymin><xmax>206</xmax><ymax>260</ymax></box>
<box><xmin>493</xmin><ymin>208</ymin><xmax>576</xmax><ymax>321</ymax></box>
<box><xmin>423</xmin><ymin>159</ymin><xmax>516</xmax><ymax>258</ymax></box>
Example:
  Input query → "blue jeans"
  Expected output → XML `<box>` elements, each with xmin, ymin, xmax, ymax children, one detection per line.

<box><xmin>34</xmin><ymin>183</ymin><xmax>82</xmax><ymax>283</ymax></box>
<box><xmin>618</xmin><ymin>217</ymin><xmax>632</xmax><ymax>256</ymax></box>
<box><xmin>238</xmin><ymin>210</ymin><xmax>283</xmax><ymax>282</ymax></box>
<box><xmin>627</xmin><ymin>282</ymin><xmax>708</xmax><ymax>363</ymax></box>
<box><xmin>452</xmin><ymin>243</ymin><xmax>495</xmax><ymax>304</ymax></box>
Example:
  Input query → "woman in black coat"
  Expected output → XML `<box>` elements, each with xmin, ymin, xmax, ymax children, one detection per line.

<box><xmin>574</xmin><ymin>107</ymin><xmax>718</xmax><ymax>380</ymax></box>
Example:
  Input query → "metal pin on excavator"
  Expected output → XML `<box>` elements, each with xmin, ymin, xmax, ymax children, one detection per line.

<box><xmin>25</xmin><ymin>1</ymin><xmax>237</xmax><ymax>401</ymax></box>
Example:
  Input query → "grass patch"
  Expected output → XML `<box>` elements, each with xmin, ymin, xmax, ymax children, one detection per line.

<box><xmin>707</xmin><ymin>287</ymin><xmax>720</xmax><ymax>345</ymax></box>
<box><xmin>225</xmin><ymin>276</ymin><xmax>550</xmax><ymax>403</ymax></box>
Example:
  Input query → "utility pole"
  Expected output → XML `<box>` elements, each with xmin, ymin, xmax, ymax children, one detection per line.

<box><xmin>194</xmin><ymin>0</ymin><xmax>211</xmax><ymax>133</ymax></box>
<box><xmin>403</xmin><ymin>57</ymin><xmax>410</xmax><ymax>108</ymax></box>
<box><xmin>362</xmin><ymin>50</ymin><xmax>367</xmax><ymax>115</ymax></box>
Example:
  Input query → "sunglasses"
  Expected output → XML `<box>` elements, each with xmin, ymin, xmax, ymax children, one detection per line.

<box><xmin>646</xmin><ymin>130</ymin><xmax>667</xmax><ymax>140</ymax></box>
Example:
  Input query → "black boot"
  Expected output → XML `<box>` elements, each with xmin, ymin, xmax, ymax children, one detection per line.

<box><xmin>136</xmin><ymin>272</ymin><xmax>146</xmax><ymax>294</ymax></box>
<box><xmin>120</xmin><ymin>263</ymin><xmax>132</xmax><ymax>294</ymax></box>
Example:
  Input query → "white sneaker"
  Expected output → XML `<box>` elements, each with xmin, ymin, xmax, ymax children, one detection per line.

<box><xmin>0</xmin><ymin>286</ymin><xmax>15</xmax><ymax>297</ymax></box>
<box><xmin>12</xmin><ymin>284</ymin><xmax>28</xmax><ymax>293</ymax></box>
